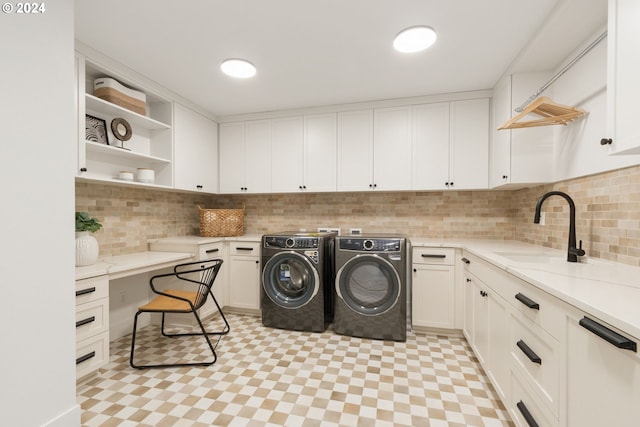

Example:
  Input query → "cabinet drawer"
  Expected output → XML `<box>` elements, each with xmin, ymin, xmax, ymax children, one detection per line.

<box><xmin>76</xmin><ymin>330</ymin><xmax>109</xmax><ymax>380</ymax></box>
<box><xmin>75</xmin><ymin>275</ymin><xmax>108</xmax><ymax>305</ymax></box>
<box><xmin>461</xmin><ymin>252</ymin><xmax>513</xmax><ymax>300</ymax></box>
<box><xmin>229</xmin><ymin>241</ymin><xmax>260</xmax><ymax>257</ymax></box>
<box><xmin>511</xmin><ymin>314</ymin><xmax>560</xmax><ymax>418</ymax></box>
<box><xmin>198</xmin><ymin>242</ymin><xmax>224</xmax><ymax>260</ymax></box>
<box><xmin>413</xmin><ymin>247</ymin><xmax>455</xmax><ymax>265</ymax></box>
<box><xmin>511</xmin><ymin>276</ymin><xmax>564</xmax><ymax>340</ymax></box>
<box><xmin>510</xmin><ymin>369</ymin><xmax>558</xmax><ymax>427</ymax></box>
<box><xmin>76</xmin><ymin>297</ymin><xmax>109</xmax><ymax>342</ymax></box>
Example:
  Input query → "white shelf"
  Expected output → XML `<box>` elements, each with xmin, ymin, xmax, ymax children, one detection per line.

<box><xmin>76</xmin><ymin>175</ymin><xmax>174</xmax><ymax>190</ymax></box>
<box><xmin>85</xmin><ymin>94</ymin><xmax>170</xmax><ymax>130</ymax></box>
<box><xmin>85</xmin><ymin>140</ymin><xmax>171</xmax><ymax>163</ymax></box>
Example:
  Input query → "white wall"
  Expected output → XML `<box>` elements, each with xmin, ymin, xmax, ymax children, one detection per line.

<box><xmin>0</xmin><ymin>1</ymin><xmax>79</xmax><ymax>426</ymax></box>
<box><xmin>550</xmin><ymin>31</ymin><xmax>640</xmax><ymax>180</ymax></box>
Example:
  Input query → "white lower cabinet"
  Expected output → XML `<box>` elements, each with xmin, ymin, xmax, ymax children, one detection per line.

<box><xmin>75</xmin><ymin>275</ymin><xmax>109</xmax><ymax>381</ymax></box>
<box><xmin>565</xmin><ymin>308</ymin><xmax>640</xmax><ymax>427</ymax></box>
<box><xmin>460</xmin><ymin>250</ymin><xmax>640</xmax><ymax>427</ymax></box>
<box><xmin>411</xmin><ymin>247</ymin><xmax>455</xmax><ymax>329</ymax></box>
<box><xmin>462</xmin><ymin>253</ymin><xmax>511</xmax><ymax>402</ymax></box>
<box><xmin>228</xmin><ymin>241</ymin><xmax>261</xmax><ymax>312</ymax></box>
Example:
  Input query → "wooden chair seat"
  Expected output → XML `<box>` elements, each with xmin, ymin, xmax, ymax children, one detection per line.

<box><xmin>139</xmin><ymin>289</ymin><xmax>198</xmax><ymax>312</ymax></box>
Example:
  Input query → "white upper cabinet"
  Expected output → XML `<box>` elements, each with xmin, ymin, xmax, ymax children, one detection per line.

<box><xmin>219</xmin><ymin>120</ymin><xmax>271</xmax><ymax>194</ymax></box>
<box><xmin>607</xmin><ymin>0</ymin><xmax>640</xmax><ymax>155</ymax></box>
<box><xmin>491</xmin><ymin>73</ymin><xmax>553</xmax><ymax>188</ymax></box>
<box><xmin>373</xmin><ymin>106</ymin><xmax>413</xmax><ymax>190</ymax></box>
<box><xmin>414</xmin><ymin>99</ymin><xmax>489</xmax><ymax>190</ymax></box>
<box><xmin>303</xmin><ymin>113</ymin><xmax>337</xmax><ymax>192</ymax></box>
<box><xmin>173</xmin><ymin>103</ymin><xmax>218</xmax><ymax>193</ymax></box>
<box><xmin>337</xmin><ymin>109</ymin><xmax>374</xmax><ymax>191</ymax></box>
<box><xmin>450</xmin><ymin>98</ymin><xmax>489</xmax><ymax>190</ymax></box>
<box><xmin>268</xmin><ymin>114</ymin><xmax>337</xmax><ymax>193</ymax></box>
<box><xmin>412</xmin><ymin>102</ymin><xmax>451</xmax><ymax>190</ymax></box>
<box><xmin>271</xmin><ymin>116</ymin><xmax>304</xmax><ymax>192</ymax></box>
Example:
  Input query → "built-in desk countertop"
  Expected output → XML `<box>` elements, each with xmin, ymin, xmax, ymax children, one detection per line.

<box><xmin>75</xmin><ymin>251</ymin><xmax>194</xmax><ymax>281</ymax></box>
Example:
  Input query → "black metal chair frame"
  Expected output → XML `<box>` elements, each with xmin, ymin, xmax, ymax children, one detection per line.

<box><xmin>130</xmin><ymin>258</ymin><xmax>229</xmax><ymax>369</ymax></box>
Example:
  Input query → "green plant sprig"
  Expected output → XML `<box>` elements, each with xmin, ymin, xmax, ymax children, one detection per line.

<box><xmin>75</xmin><ymin>211</ymin><xmax>103</xmax><ymax>233</ymax></box>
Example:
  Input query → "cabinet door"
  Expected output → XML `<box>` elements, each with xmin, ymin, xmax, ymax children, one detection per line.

<box><xmin>244</xmin><ymin>120</ymin><xmax>272</xmax><ymax>193</ymax></box>
<box><xmin>472</xmin><ymin>280</ymin><xmax>489</xmax><ymax>366</ymax></box>
<box><xmin>608</xmin><ymin>0</ymin><xmax>640</xmax><ymax>154</ymax></box>
<box><xmin>229</xmin><ymin>256</ymin><xmax>261</xmax><ymax>311</ymax></box>
<box><xmin>271</xmin><ymin>116</ymin><xmax>303</xmax><ymax>192</ymax></box>
<box><xmin>450</xmin><ymin>98</ymin><xmax>489</xmax><ymax>190</ymax></box>
<box><xmin>491</xmin><ymin>75</ymin><xmax>512</xmax><ymax>187</ymax></box>
<box><xmin>487</xmin><ymin>290</ymin><xmax>510</xmax><ymax>402</ymax></box>
<box><xmin>566</xmin><ymin>310</ymin><xmax>640</xmax><ymax>426</ymax></box>
<box><xmin>174</xmin><ymin>103</ymin><xmax>218</xmax><ymax>192</ymax></box>
<box><xmin>337</xmin><ymin>110</ymin><xmax>374</xmax><ymax>191</ymax></box>
<box><xmin>412</xmin><ymin>102</ymin><xmax>450</xmax><ymax>190</ymax></box>
<box><xmin>463</xmin><ymin>271</ymin><xmax>474</xmax><ymax>343</ymax></box>
<box><xmin>373</xmin><ymin>106</ymin><xmax>412</xmax><ymax>190</ymax></box>
<box><xmin>412</xmin><ymin>264</ymin><xmax>455</xmax><ymax>329</ymax></box>
<box><xmin>304</xmin><ymin>113</ymin><xmax>337</xmax><ymax>192</ymax></box>
<box><xmin>219</xmin><ymin>122</ymin><xmax>246</xmax><ymax>193</ymax></box>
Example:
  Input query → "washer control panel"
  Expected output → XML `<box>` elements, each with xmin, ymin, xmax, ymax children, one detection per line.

<box><xmin>264</xmin><ymin>236</ymin><xmax>320</xmax><ymax>249</ymax></box>
<box><xmin>339</xmin><ymin>238</ymin><xmax>402</xmax><ymax>252</ymax></box>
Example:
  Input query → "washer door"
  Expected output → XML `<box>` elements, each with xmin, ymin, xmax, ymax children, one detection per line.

<box><xmin>336</xmin><ymin>254</ymin><xmax>401</xmax><ymax>315</ymax></box>
<box><xmin>262</xmin><ymin>251</ymin><xmax>320</xmax><ymax>309</ymax></box>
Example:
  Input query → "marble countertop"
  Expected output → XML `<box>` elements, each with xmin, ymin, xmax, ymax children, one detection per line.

<box><xmin>411</xmin><ymin>238</ymin><xmax>640</xmax><ymax>340</ymax></box>
<box><xmin>75</xmin><ymin>251</ymin><xmax>194</xmax><ymax>281</ymax></box>
<box><xmin>147</xmin><ymin>234</ymin><xmax>263</xmax><ymax>245</ymax></box>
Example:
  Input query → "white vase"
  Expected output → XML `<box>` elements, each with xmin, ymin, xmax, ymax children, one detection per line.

<box><xmin>75</xmin><ymin>231</ymin><xmax>99</xmax><ymax>266</ymax></box>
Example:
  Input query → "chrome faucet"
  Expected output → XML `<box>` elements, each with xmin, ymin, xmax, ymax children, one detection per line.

<box><xmin>533</xmin><ymin>191</ymin><xmax>585</xmax><ymax>262</ymax></box>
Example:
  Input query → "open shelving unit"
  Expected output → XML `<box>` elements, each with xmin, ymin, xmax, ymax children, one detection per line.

<box><xmin>77</xmin><ymin>53</ymin><xmax>174</xmax><ymax>187</ymax></box>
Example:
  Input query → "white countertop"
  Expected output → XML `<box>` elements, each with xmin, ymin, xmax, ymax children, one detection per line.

<box><xmin>411</xmin><ymin>238</ymin><xmax>640</xmax><ymax>340</ymax></box>
<box><xmin>75</xmin><ymin>251</ymin><xmax>193</xmax><ymax>280</ymax></box>
<box><xmin>147</xmin><ymin>234</ymin><xmax>263</xmax><ymax>245</ymax></box>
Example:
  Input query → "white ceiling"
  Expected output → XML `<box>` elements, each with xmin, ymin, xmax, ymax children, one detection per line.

<box><xmin>74</xmin><ymin>0</ymin><xmax>607</xmax><ymax>118</ymax></box>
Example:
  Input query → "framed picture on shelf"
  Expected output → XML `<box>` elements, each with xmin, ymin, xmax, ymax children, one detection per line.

<box><xmin>85</xmin><ymin>114</ymin><xmax>109</xmax><ymax>145</ymax></box>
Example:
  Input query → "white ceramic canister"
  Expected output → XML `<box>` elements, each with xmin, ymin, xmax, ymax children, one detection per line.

<box><xmin>136</xmin><ymin>168</ymin><xmax>155</xmax><ymax>184</ymax></box>
<box><xmin>119</xmin><ymin>171</ymin><xmax>134</xmax><ymax>181</ymax></box>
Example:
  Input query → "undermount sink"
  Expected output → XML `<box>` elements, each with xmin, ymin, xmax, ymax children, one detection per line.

<box><xmin>494</xmin><ymin>251</ymin><xmax>565</xmax><ymax>264</ymax></box>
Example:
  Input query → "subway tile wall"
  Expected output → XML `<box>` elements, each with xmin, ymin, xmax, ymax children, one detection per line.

<box><xmin>75</xmin><ymin>182</ymin><xmax>210</xmax><ymax>256</ymax></box>
<box><xmin>76</xmin><ymin>164</ymin><xmax>640</xmax><ymax>267</ymax></box>
<box><xmin>513</xmin><ymin>165</ymin><xmax>640</xmax><ymax>267</ymax></box>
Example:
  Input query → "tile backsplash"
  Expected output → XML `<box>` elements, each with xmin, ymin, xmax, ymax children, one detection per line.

<box><xmin>76</xmin><ymin>164</ymin><xmax>640</xmax><ymax>267</ymax></box>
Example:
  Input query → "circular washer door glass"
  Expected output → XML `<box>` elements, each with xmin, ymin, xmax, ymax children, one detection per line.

<box><xmin>262</xmin><ymin>252</ymin><xmax>319</xmax><ymax>309</ymax></box>
<box><xmin>336</xmin><ymin>255</ymin><xmax>400</xmax><ymax>315</ymax></box>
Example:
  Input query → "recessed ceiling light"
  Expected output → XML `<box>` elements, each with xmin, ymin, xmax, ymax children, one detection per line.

<box><xmin>220</xmin><ymin>58</ymin><xmax>256</xmax><ymax>78</ymax></box>
<box><xmin>393</xmin><ymin>26</ymin><xmax>437</xmax><ymax>53</ymax></box>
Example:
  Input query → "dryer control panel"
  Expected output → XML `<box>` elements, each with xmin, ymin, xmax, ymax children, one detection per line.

<box><xmin>264</xmin><ymin>236</ymin><xmax>320</xmax><ymax>249</ymax></box>
<box><xmin>339</xmin><ymin>238</ymin><xmax>403</xmax><ymax>252</ymax></box>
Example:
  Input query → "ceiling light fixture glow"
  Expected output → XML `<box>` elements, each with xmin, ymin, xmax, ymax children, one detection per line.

<box><xmin>393</xmin><ymin>26</ymin><xmax>437</xmax><ymax>53</ymax></box>
<box><xmin>220</xmin><ymin>58</ymin><xmax>256</xmax><ymax>78</ymax></box>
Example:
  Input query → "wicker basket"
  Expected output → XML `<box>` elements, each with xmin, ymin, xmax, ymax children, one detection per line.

<box><xmin>198</xmin><ymin>206</ymin><xmax>244</xmax><ymax>237</ymax></box>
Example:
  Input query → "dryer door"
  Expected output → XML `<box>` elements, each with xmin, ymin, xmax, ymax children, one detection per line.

<box><xmin>262</xmin><ymin>251</ymin><xmax>320</xmax><ymax>309</ymax></box>
<box><xmin>336</xmin><ymin>254</ymin><xmax>401</xmax><ymax>315</ymax></box>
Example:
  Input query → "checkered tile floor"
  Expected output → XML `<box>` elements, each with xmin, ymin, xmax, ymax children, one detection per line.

<box><xmin>78</xmin><ymin>313</ymin><xmax>513</xmax><ymax>426</ymax></box>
